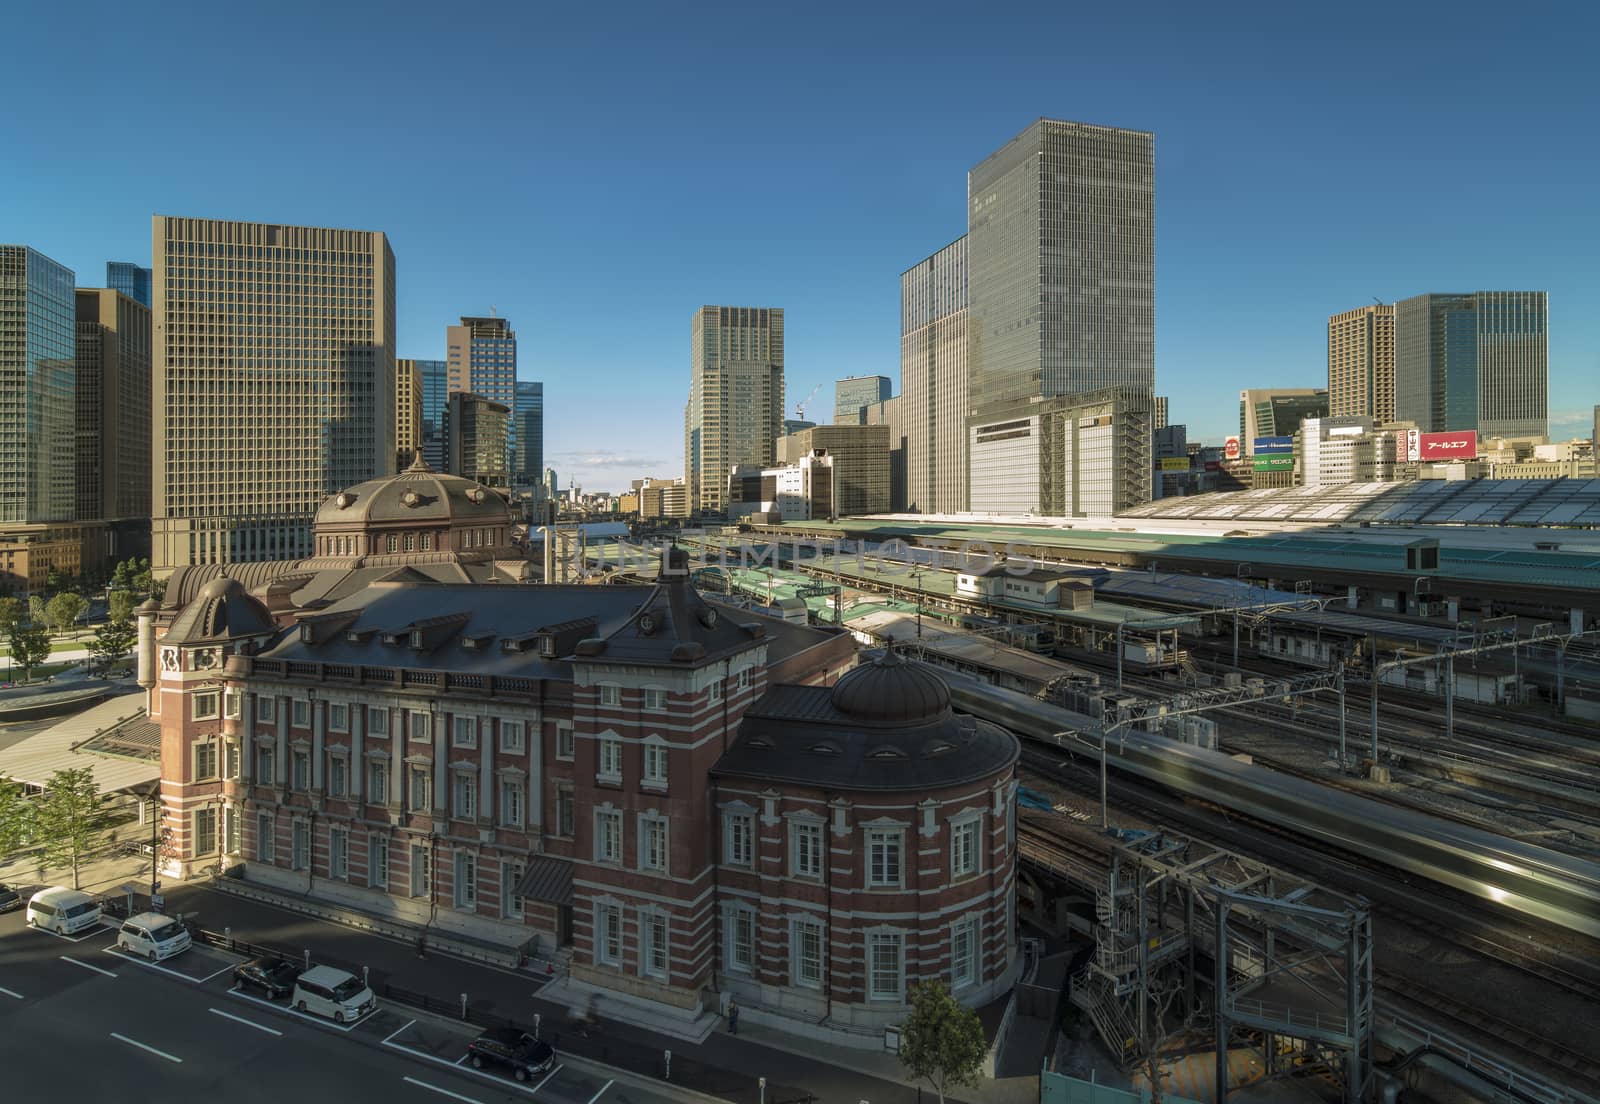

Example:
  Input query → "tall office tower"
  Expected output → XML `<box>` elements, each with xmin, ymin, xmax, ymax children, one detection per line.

<box><xmin>75</xmin><ymin>288</ymin><xmax>152</xmax><ymax>523</ymax></box>
<box><xmin>514</xmin><ymin>380</ymin><xmax>544</xmax><ymax>487</ymax></box>
<box><xmin>862</xmin><ymin>395</ymin><xmax>907</xmax><ymax>512</ymax></box>
<box><xmin>967</xmin><ymin>118</ymin><xmax>1155</xmax><ymax>411</ymax></box>
<box><xmin>1153</xmin><ymin>396</ymin><xmax>1168</xmax><ymax>430</ymax></box>
<box><xmin>151</xmin><ymin>216</ymin><xmax>396</xmax><ymax>570</ymax></box>
<box><xmin>782</xmin><ymin>418</ymin><xmax>816</xmax><ymax>435</ymax></box>
<box><xmin>1394</xmin><ymin>292</ymin><xmax>1548</xmax><ymax>438</ymax></box>
<box><xmin>684</xmin><ymin>306</ymin><xmax>784</xmax><ymax>513</ymax></box>
<box><xmin>106</xmin><ymin>262</ymin><xmax>152</xmax><ymax>308</ymax></box>
<box><xmin>901</xmin><ymin>237</ymin><xmax>969</xmax><ymax>514</ymax></box>
<box><xmin>415</xmin><ymin>359</ymin><xmax>447</xmax><ymax>469</ymax></box>
<box><xmin>395</xmin><ymin>358</ymin><xmax>424</xmax><ymax>468</ymax></box>
<box><xmin>1327</xmin><ymin>305</ymin><xmax>1395</xmax><ymax>420</ymax></box>
<box><xmin>445</xmin><ymin>392</ymin><xmax>510</xmax><ymax>488</ymax></box>
<box><xmin>1238</xmin><ymin>388</ymin><xmax>1329</xmax><ymax>453</ymax></box>
<box><xmin>833</xmin><ymin>374</ymin><xmax>891</xmax><ymax>425</ymax></box>
<box><xmin>776</xmin><ymin>424</ymin><xmax>891</xmax><ymax>516</ymax></box>
<box><xmin>447</xmin><ymin>315</ymin><xmax>516</xmax><ymax>465</ymax></box>
<box><xmin>0</xmin><ymin>246</ymin><xmax>77</xmax><ymax>525</ymax></box>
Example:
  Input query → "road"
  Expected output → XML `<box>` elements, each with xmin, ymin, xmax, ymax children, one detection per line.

<box><xmin>0</xmin><ymin>907</ymin><xmax>656</xmax><ymax>1104</ymax></box>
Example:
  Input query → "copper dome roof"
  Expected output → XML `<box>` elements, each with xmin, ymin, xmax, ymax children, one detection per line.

<box><xmin>828</xmin><ymin>649</ymin><xmax>952</xmax><ymax>726</ymax></box>
<box><xmin>163</xmin><ymin>574</ymin><xmax>277</xmax><ymax>644</ymax></box>
<box><xmin>313</xmin><ymin>455</ymin><xmax>514</xmax><ymax>527</ymax></box>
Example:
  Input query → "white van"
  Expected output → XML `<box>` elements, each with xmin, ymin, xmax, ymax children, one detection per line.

<box><xmin>291</xmin><ymin>965</ymin><xmax>376</xmax><ymax>1024</ymax></box>
<box><xmin>117</xmin><ymin>911</ymin><xmax>192</xmax><ymax>962</ymax></box>
<box><xmin>26</xmin><ymin>887</ymin><xmax>103</xmax><ymax>935</ymax></box>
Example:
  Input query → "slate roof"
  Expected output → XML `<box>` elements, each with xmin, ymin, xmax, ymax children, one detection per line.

<box><xmin>164</xmin><ymin>575</ymin><xmax>277</xmax><ymax>644</ymax></box>
<box><xmin>576</xmin><ymin>549</ymin><xmax>767</xmax><ymax>667</ymax></box>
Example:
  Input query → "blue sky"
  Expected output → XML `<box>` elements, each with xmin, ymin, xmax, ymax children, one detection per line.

<box><xmin>6</xmin><ymin>0</ymin><xmax>1597</xmax><ymax>492</ymax></box>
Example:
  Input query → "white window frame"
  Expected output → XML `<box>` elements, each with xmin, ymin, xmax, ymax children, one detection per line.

<box><xmin>951</xmin><ymin>916</ymin><xmax>979</xmax><ymax>990</ymax></box>
<box><xmin>192</xmin><ymin>690</ymin><xmax>220</xmax><ymax>721</ymax></box>
<box><xmin>293</xmin><ymin>699</ymin><xmax>310</xmax><ymax>727</ymax></box>
<box><xmin>555</xmin><ymin>720</ymin><xmax>574</xmax><ymax>760</ymax></box>
<box><xmin>367</xmin><ymin>706</ymin><xmax>388</xmax><ymax>736</ymax></box>
<box><xmin>639</xmin><ymin>814</ymin><xmax>669</xmax><ymax>873</ymax></box>
<box><xmin>724</xmin><ymin>811</ymin><xmax>754</xmax><ymax>867</ymax></box>
<box><xmin>369</xmin><ymin>837</ymin><xmax>389</xmax><ymax>889</ymax></box>
<box><xmin>409</xmin><ymin>766</ymin><xmax>430</xmax><ymax>812</ymax></box>
<box><xmin>499</xmin><ymin>719</ymin><xmax>525</xmax><ymax>754</ymax></box>
<box><xmin>555</xmin><ymin>785</ymin><xmax>575</xmax><ymax>837</ymax></box>
<box><xmin>193</xmin><ymin>741</ymin><xmax>219</xmax><ymax>781</ymax></box>
<box><xmin>452</xmin><ymin>715</ymin><xmax>478</xmax><ymax>748</ymax></box>
<box><xmin>410</xmin><ymin>844</ymin><xmax>430</xmax><ymax>897</ymax></box>
<box><xmin>642</xmin><ymin>738</ymin><xmax>668</xmax><ymax>788</ymax></box>
<box><xmin>736</xmin><ymin>668</ymin><xmax>750</xmax><ymax>691</ymax></box>
<box><xmin>292</xmin><ymin>820</ymin><xmax>310</xmax><ymax>871</ymax></box>
<box><xmin>224</xmin><ymin>741</ymin><xmax>241</xmax><ymax>780</ymax></box>
<box><xmin>454</xmin><ymin>851</ymin><xmax>477</xmax><ymax>909</ymax></box>
<box><xmin>409</xmin><ymin>710</ymin><xmax>432</xmax><ymax>742</ymax></box>
<box><xmin>453</xmin><ymin>772</ymin><xmax>477</xmax><ymax>819</ymax></box>
<box><xmin>291</xmin><ymin>750</ymin><xmax>310</xmax><ymax>791</ymax></box>
<box><xmin>867</xmin><ymin>928</ymin><xmax>904</xmax><ymax>1002</ymax></box>
<box><xmin>193</xmin><ymin>807</ymin><xmax>217</xmax><ymax>856</ymax></box>
<box><xmin>256</xmin><ymin>696</ymin><xmax>275</xmax><ymax>722</ymax></box>
<box><xmin>951</xmin><ymin>814</ymin><xmax>982</xmax><ymax>880</ymax></box>
<box><xmin>790</xmin><ymin>819</ymin><xmax>823</xmax><ymax>880</ymax></box>
<box><xmin>224</xmin><ymin>689</ymin><xmax>242</xmax><ymax>719</ymax></box>
<box><xmin>329</xmin><ymin>826</ymin><xmax>349</xmax><ymax>880</ymax></box>
<box><xmin>597</xmin><ymin>735</ymin><xmax>623</xmax><ymax>783</ymax></box>
<box><xmin>595</xmin><ymin>902</ymin><xmax>622</xmax><ymax>966</ymax></box>
<box><xmin>256</xmin><ymin>812</ymin><xmax>274</xmax><ymax>863</ymax></box>
<box><xmin>725</xmin><ymin>906</ymin><xmax>756</xmax><ymax>974</ymax></box>
<box><xmin>368</xmin><ymin>760</ymin><xmax>388</xmax><ymax>804</ymax></box>
<box><xmin>708</xmin><ymin>678</ymin><xmax>723</xmax><ymax>704</ymax></box>
<box><xmin>327</xmin><ymin>702</ymin><xmax>349</xmax><ymax>733</ymax></box>
<box><xmin>598</xmin><ymin>683</ymin><xmax>620</xmax><ymax>707</ymax></box>
<box><xmin>257</xmin><ymin>746</ymin><xmax>275</xmax><ymax>787</ymax></box>
<box><xmin>866</xmin><ymin>827</ymin><xmax>904</xmax><ymax>888</ymax></box>
<box><xmin>224</xmin><ymin>806</ymin><xmax>240</xmax><ymax>855</ymax></box>
<box><xmin>595</xmin><ymin>809</ymin><xmax>622</xmax><ymax>864</ymax></box>
<box><xmin>792</xmin><ymin>916</ymin><xmax>824</xmax><ymax>989</ymax></box>
<box><xmin>641</xmin><ymin>910</ymin><xmax>669</xmax><ymax>980</ymax></box>
<box><xmin>503</xmin><ymin>861</ymin><xmax>524</xmax><ymax>919</ymax></box>
<box><xmin>499</xmin><ymin>779</ymin><xmax>524</xmax><ymax>827</ymax></box>
<box><xmin>642</xmin><ymin>687</ymin><xmax>666</xmax><ymax>711</ymax></box>
<box><xmin>327</xmin><ymin>755</ymin><xmax>348</xmax><ymax>798</ymax></box>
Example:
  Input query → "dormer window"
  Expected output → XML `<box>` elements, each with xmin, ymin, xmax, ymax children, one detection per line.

<box><xmin>410</xmin><ymin>630</ymin><xmax>424</xmax><ymax>649</ymax></box>
<box><xmin>538</xmin><ymin>635</ymin><xmax>556</xmax><ymax>658</ymax></box>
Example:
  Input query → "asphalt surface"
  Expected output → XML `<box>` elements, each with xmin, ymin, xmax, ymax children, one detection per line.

<box><xmin>0</xmin><ymin>905</ymin><xmax>670</xmax><ymax>1104</ymax></box>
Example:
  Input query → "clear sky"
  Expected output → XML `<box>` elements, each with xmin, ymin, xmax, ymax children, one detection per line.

<box><xmin>6</xmin><ymin>0</ymin><xmax>1597</xmax><ymax>493</ymax></box>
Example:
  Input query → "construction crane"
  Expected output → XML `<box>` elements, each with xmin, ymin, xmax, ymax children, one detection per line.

<box><xmin>795</xmin><ymin>383</ymin><xmax>822</xmax><ymax>421</ymax></box>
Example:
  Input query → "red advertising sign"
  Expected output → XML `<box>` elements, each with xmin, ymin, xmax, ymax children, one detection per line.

<box><xmin>1418</xmin><ymin>430</ymin><xmax>1478</xmax><ymax>461</ymax></box>
<box><xmin>1223</xmin><ymin>436</ymin><xmax>1241</xmax><ymax>461</ymax></box>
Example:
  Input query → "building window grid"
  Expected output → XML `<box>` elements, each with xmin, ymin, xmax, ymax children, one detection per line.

<box><xmin>793</xmin><ymin>917</ymin><xmax>824</xmax><ymax>988</ymax></box>
<box><xmin>724</xmin><ymin>812</ymin><xmax>753</xmax><ymax>866</ymax></box>
<box><xmin>595</xmin><ymin>810</ymin><xmax>622</xmax><ymax>864</ymax></box>
<box><xmin>867</xmin><ymin>828</ymin><xmax>903</xmax><ymax>888</ymax></box>
<box><xmin>791</xmin><ymin>820</ymin><xmax>823</xmax><ymax>879</ymax></box>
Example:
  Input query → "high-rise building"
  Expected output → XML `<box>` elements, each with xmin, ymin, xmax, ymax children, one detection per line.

<box><xmin>901</xmin><ymin>237</ymin><xmax>969</xmax><ymax>514</ymax></box>
<box><xmin>862</xmin><ymin>396</ymin><xmax>907</xmax><ymax>512</ymax></box>
<box><xmin>684</xmin><ymin>306</ymin><xmax>784</xmax><ymax>514</ymax></box>
<box><xmin>833</xmin><ymin>375</ymin><xmax>890</xmax><ymax>425</ymax></box>
<box><xmin>415</xmin><ymin>359</ymin><xmax>447</xmax><ymax>469</ymax></box>
<box><xmin>445</xmin><ymin>392</ymin><xmax>510</xmax><ymax>489</ymax></box>
<box><xmin>1238</xmin><ymin>388</ymin><xmax>1330</xmax><ymax>453</ymax></box>
<box><xmin>1394</xmin><ymin>292</ymin><xmax>1548</xmax><ymax>438</ymax></box>
<box><xmin>447</xmin><ymin>316</ymin><xmax>516</xmax><ymax>466</ymax></box>
<box><xmin>782</xmin><ymin>418</ymin><xmax>816</xmax><ymax>435</ymax></box>
<box><xmin>106</xmin><ymin>262</ymin><xmax>152</xmax><ymax>308</ymax></box>
<box><xmin>514</xmin><ymin>380</ymin><xmax>544</xmax><ymax>488</ymax></box>
<box><xmin>1153</xmin><ymin>396</ymin><xmax>1168</xmax><ymax>430</ymax></box>
<box><xmin>1328</xmin><ymin>305</ymin><xmax>1395</xmax><ymax>421</ymax></box>
<box><xmin>151</xmin><ymin>216</ymin><xmax>396</xmax><ymax>570</ymax></box>
<box><xmin>967</xmin><ymin>118</ymin><xmax>1154</xmax><ymax>411</ymax></box>
<box><xmin>0</xmin><ymin>246</ymin><xmax>77</xmax><ymax>525</ymax></box>
<box><xmin>75</xmin><ymin>288</ymin><xmax>151</xmax><ymax>523</ymax></box>
<box><xmin>776</xmin><ymin>424</ymin><xmax>891</xmax><ymax>516</ymax></box>
<box><xmin>395</xmin><ymin>359</ymin><xmax>424</xmax><ymax>468</ymax></box>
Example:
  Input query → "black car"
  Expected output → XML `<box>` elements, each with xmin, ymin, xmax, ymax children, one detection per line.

<box><xmin>465</xmin><ymin>1028</ymin><xmax>555</xmax><ymax>1082</ymax></box>
<box><xmin>233</xmin><ymin>956</ymin><xmax>302</xmax><ymax>999</ymax></box>
<box><xmin>0</xmin><ymin>883</ymin><xmax>20</xmax><ymax>913</ymax></box>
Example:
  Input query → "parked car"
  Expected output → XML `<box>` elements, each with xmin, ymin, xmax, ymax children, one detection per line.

<box><xmin>291</xmin><ymin>964</ymin><xmax>376</xmax><ymax>1023</ymax></box>
<box><xmin>0</xmin><ymin>883</ymin><xmax>21</xmax><ymax>913</ymax></box>
<box><xmin>116</xmin><ymin>911</ymin><xmax>192</xmax><ymax>962</ymax></box>
<box><xmin>465</xmin><ymin>1027</ymin><xmax>555</xmax><ymax>1082</ymax></box>
<box><xmin>26</xmin><ymin>887</ymin><xmax>102</xmax><ymax>935</ymax></box>
<box><xmin>233</xmin><ymin>956</ymin><xmax>303</xmax><ymax>999</ymax></box>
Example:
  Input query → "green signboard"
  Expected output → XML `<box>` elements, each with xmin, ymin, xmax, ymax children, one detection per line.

<box><xmin>1253</xmin><ymin>455</ymin><xmax>1295</xmax><ymax>471</ymax></box>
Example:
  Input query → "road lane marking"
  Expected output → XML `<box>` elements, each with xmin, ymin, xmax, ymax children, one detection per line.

<box><xmin>0</xmin><ymin>985</ymin><xmax>23</xmax><ymax>999</ymax></box>
<box><xmin>194</xmin><ymin>960</ymin><xmax>238</xmax><ymax>982</ymax></box>
<box><xmin>382</xmin><ymin>1019</ymin><xmax>418</xmax><ymax>1045</ymax></box>
<box><xmin>209</xmin><ymin>1007</ymin><xmax>283</xmax><ymax>1036</ymax></box>
<box><xmin>455</xmin><ymin>1054</ymin><xmax>467</xmax><ymax>1065</ymax></box>
<box><xmin>105</xmin><ymin>945</ymin><xmax>242</xmax><ymax>983</ymax></box>
<box><xmin>60</xmin><ymin>955</ymin><xmax>118</xmax><ymax>978</ymax></box>
<box><xmin>585</xmin><ymin>1080</ymin><xmax>613</xmax><ymax>1104</ymax></box>
<box><xmin>402</xmin><ymin>1076</ymin><xmax>484</xmax><ymax>1104</ymax></box>
<box><xmin>383</xmin><ymin>1038</ymin><xmax>548</xmax><ymax>1097</ymax></box>
<box><xmin>111</xmin><ymin>1032</ymin><xmax>182</xmax><ymax>1063</ymax></box>
<box><xmin>529</xmin><ymin>1064</ymin><xmax>563</xmax><ymax>1093</ymax></box>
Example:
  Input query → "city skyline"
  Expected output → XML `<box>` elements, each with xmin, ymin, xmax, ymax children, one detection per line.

<box><xmin>6</xmin><ymin>4</ymin><xmax>1597</xmax><ymax>493</ymax></box>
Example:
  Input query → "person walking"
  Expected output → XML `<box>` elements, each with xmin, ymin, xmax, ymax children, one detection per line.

<box><xmin>727</xmin><ymin>997</ymin><xmax>739</xmax><ymax>1035</ymax></box>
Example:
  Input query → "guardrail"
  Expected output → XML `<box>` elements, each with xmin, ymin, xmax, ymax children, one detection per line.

<box><xmin>183</xmin><ymin>924</ymin><xmax>809</xmax><ymax>1104</ymax></box>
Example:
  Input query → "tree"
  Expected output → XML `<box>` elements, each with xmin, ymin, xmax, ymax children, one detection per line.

<box><xmin>36</xmin><ymin>768</ymin><xmax>103</xmax><ymax>890</ymax></box>
<box><xmin>0</xmin><ymin>596</ymin><xmax>21</xmax><ymax>635</ymax></box>
<box><xmin>898</xmin><ymin>981</ymin><xmax>986</xmax><ymax>1104</ymax></box>
<box><xmin>108</xmin><ymin>590</ymin><xmax>137</xmax><ymax>624</ymax></box>
<box><xmin>8</xmin><ymin>621</ymin><xmax>52</xmax><ymax>682</ymax></box>
<box><xmin>28</xmin><ymin>595</ymin><xmax>46</xmax><ymax>628</ymax></box>
<box><xmin>89</xmin><ymin>617</ymin><xmax>137</xmax><ymax>670</ymax></box>
<box><xmin>0</xmin><ymin>774</ymin><xmax>32</xmax><ymax>859</ymax></box>
<box><xmin>46</xmin><ymin>592</ymin><xmax>89</xmax><ymax>637</ymax></box>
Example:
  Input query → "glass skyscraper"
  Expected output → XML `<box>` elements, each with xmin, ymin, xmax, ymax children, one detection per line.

<box><xmin>447</xmin><ymin>316</ymin><xmax>516</xmax><ymax>469</ymax></box>
<box><xmin>106</xmin><ymin>262</ymin><xmax>152</xmax><ymax>308</ymax></box>
<box><xmin>1</xmin><ymin>246</ymin><xmax>77</xmax><ymax>524</ymax></box>
<box><xmin>1394</xmin><ymin>292</ymin><xmax>1548</xmax><ymax>438</ymax></box>
<box><xmin>900</xmin><ymin>237</ymin><xmax>968</xmax><ymax>514</ymax></box>
<box><xmin>833</xmin><ymin>375</ymin><xmax>890</xmax><ymax>425</ymax></box>
<box><xmin>514</xmin><ymin>380</ymin><xmax>543</xmax><ymax>488</ymax></box>
<box><xmin>417</xmin><ymin>359</ymin><xmax>448</xmax><ymax>469</ymax></box>
<box><xmin>967</xmin><ymin>119</ymin><xmax>1154</xmax><ymax>410</ymax></box>
<box><xmin>684</xmin><ymin>306</ymin><xmax>784</xmax><ymax>513</ymax></box>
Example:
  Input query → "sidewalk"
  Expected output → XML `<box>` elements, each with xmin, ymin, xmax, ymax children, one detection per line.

<box><xmin>153</xmin><ymin>878</ymin><xmax>1025</xmax><ymax>1104</ymax></box>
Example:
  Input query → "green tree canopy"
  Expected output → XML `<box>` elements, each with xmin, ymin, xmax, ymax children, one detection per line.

<box><xmin>898</xmin><ymin>981</ymin><xmax>987</xmax><ymax>1104</ymax></box>
<box><xmin>36</xmin><ymin>767</ymin><xmax>103</xmax><ymax>890</ymax></box>
<box><xmin>108</xmin><ymin>590</ymin><xmax>137</xmax><ymax>624</ymax></box>
<box><xmin>89</xmin><ymin>617</ymin><xmax>137</xmax><ymax>670</ymax></box>
<box><xmin>46</xmin><ymin>592</ymin><xmax>89</xmax><ymax>636</ymax></box>
<box><xmin>28</xmin><ymin>595</ymin><xmax>46</xmax><ymax>627</ymax></box>
<box><xmin>8</xmin><ymin>621</ymin><xmax>52</xmax><ymax>682</ymax></box>
<box><xmin>0</xmin><ymin>596</ymin><xmax>22</xmax><ymax>634</ymax></box>
<box><xmin>0</xmin><ymin>774</ymin><xmax>32</xmax><ymax>859</ymax></box>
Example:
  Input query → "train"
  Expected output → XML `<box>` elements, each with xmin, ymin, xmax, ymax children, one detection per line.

<box><xmin>942</xmin><ymin>670</ymin><xmax>1600</xmax><ymax>942</ymax></box>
